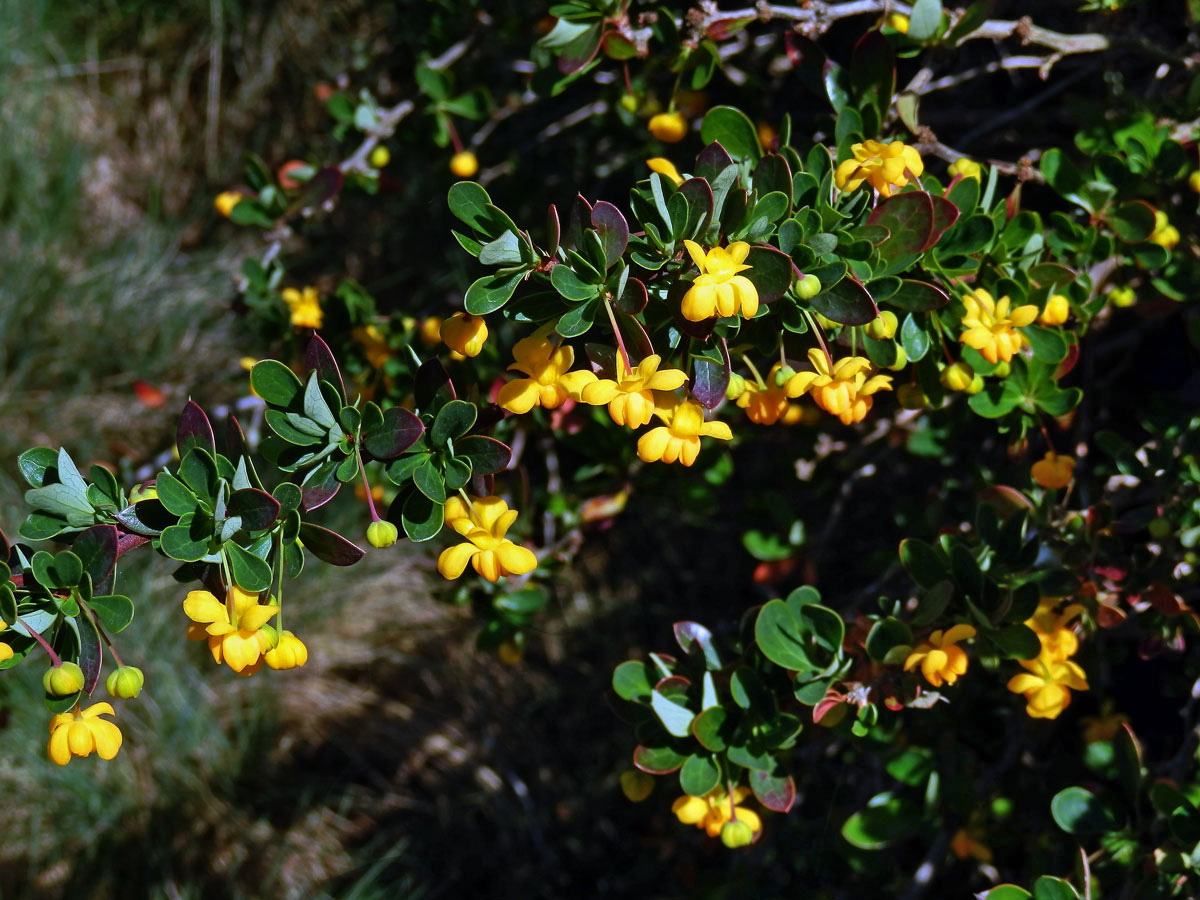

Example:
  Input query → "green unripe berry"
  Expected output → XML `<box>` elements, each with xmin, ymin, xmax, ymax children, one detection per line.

<box><xmin>106</xmin><ymin>665</ymin><xmax>145</xmax><ymax>699</ymax></box>
<box><xmin>1109</xmin><ymin>286</ymin><xmax>1136</xmax><ymax>308</ymax></box>
<box><xmin>774</xmin><ymin>366</ymin><xmax>796</xmax><ymax>387</ymax></box>
<box><xmin>367</xmin><ymin>520</ymin><xmax>399</xmax><ymax>549</ymax></box>
<box><xmin>896</xmin><ymin>384</ymin><xmax>926</xmax><ymax>409</ymax></box>
<box><xmin>886</xmin><ymin>345</ymin><xmax>907</xmax><ymax>371</ymax></box>
<box><xmin>725</xmin><ymin>373</ymin><xmax>747</xmax><ymax>400</ymax></box>
<box><xmin>1149</xmin><ymin>517</ymin><xmax>1172</xmax><ymax>540</ymax></box>
<box><xmin>720</xmin><ymin>820</ymin><xmax>755</xmax><ymax>848</ymax></box>
<box><xmin>796</xmin><ymin>274</ymin><xmax>822</xmax><ymax>300</ymax></box>
<box><xmin>940</xmin><ymin>361</ymin><xmax>975</xmax><ymax>392</ymax></box>
<box><xmin>44</xmin><ymin>661</ymin><xmax>85</xmax><ymax>696</ymax></box>
<box><xmin>864</xmin><ymin>310</ymin><xmax>898</xmax><ymax>341</ymax></box>
<box><xmin>619</xmin><ymin>93</ymin><xmax>639</xmax><ymax>113</ymax></box>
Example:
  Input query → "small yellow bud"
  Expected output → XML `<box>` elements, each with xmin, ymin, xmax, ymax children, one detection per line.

<box><xmin>620</xmin><ymin>769</ymin><xmax>655</xmax><ymax>802</ymax></box>
<box><xmin>369</xmin><ymin>145</ymin><xmax>391</xmax><ymax>168</ymax></box>
<box><xmin>440</xmin><ymin>311</ymin><xmax>489</xmax><ymax>357</ymax></box>
<box><xmin>865</xmin><ymin>310</ymin><xmax>898</xmax><ymax>341</ymax></box>
<box><xmin>725</xmin><ymin>372</ymin><xmax>747</xmax><ymax>400</ymax></box>
<box><xmin>450</xmin><ymin>151</ymin><xmax>479</xmax><ymax>178</ymax></box>
<box><xmin>1109</xmin><ymin>286</ymin><xmax>1136</xmax><ymax>308</ymax></box>
<box><xmin>214</xmin><ymin>191</ymin><xmax>242</xmax><ymax>218</ymax></box>
<box><xmin>940</xmin><ymin>361</ymin><xmax>975</xmax><ymax>392</ymax></box>
<box><xmin>947</xmin><ymin>158</ymin><xmax>982</xmax><ymax>181</ymax></box>
<box><xmin>44</xmin><ymin>661</ymin><xmax>85</xmax><ymax>696</ymax></box>
<box><xmin>796</xmin><ymin>274</ymin><xmax>822</xmax><ymax>300</ymax></box>
<box><xmin>720</xmin><ymin>820</ymin><xmax>756</xmax><ymax>848</ymax></box>
<box><xmin>367</xmin><ymin>520</ymin><xmax>399</xmax><ymax>549</ymax></box>
<box><xmin>1039</xmin><ymin>294</ymin><xmax>1070</xmax><ymax>326</ymax></box>
<box><xmin>1189</xmin><ymin>171</ymin><xmax>1200</xmax><ymax>194</ymax></box>
<box><xmin>619</xmin><ymin>93</ymin><xmax>639</xmax><ymax>113</ymax></box>
<box><xmin>886</xmin><ymin>12</ymin><xmax>909</xmax><ymax>33</ymax></box>
<box><xmin>886</xmin><ymin>345</ymin><xmax>908</xmax><ymax>371</ymax></box>
<box><xmin>648</xmin><ymin>111</ymin><xmax>688</xmax><ymax>143</ymax></box>
<box><xmin>896</xmin><ymin>384</ymin><xmax>926</xmax><ymax>409</ymax></box>
<box><xmin>106</xmin><ymin>666</ymin><xmax>145</xmax><ymax>699</ymax></box>
<box><xmin>966</xmin><ymin>374</ymin><xmax>985</xmax><ymax>395</ymax></box>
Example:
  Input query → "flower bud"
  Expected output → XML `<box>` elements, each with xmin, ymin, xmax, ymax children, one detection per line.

<box><xmin>886</xmin><ymin>346</ymin><xmax>907</xmax><ymax>371</ymax></box>
<box><xmin>648</xmin><ymin>111</ymin><xmax>687</xmax><ymax>143</ymax></box>
<box><xmin>1109</xmin><ymin>286</ymin><xmax>1136</xmax><ymax>308</ymax></box>
<box><xmin>940</xmin><ymin>361</ymin><xmax>975</xmax><ymax>392</ymax></box>
<box><xmin>796</xmin><ymin>274</ymin><xmax>822</xmax><ymax>300</ymax></box>
<box><xmin>620</xmin><ymin>769</ymin><xmax>655</xmax><ymax>802</ymax></box>
<box><xmin>966</xmin><ymin>375</ymin><xmax>985</xmax><ymax>395</ymax></box>
<box><xmin>106</xmin><ymin>666</ymin><xmax>145</xmax><ymax>699</ymax></box>
<box><xmin>886</xmin><ymin>12</ymin><xmax>909</xmax><ymax>33</ymax></box>
<box><xmin>265</xmin><ymin>631</ymin><xmax>308</xmax><ymax>670</ymax></box>
<box><xmin>720</xmin><ymin>820</ymin><xmax>755</xmax><ymax>848</ymax></box>
<box><xmin>993</xmin><ymin>361</ymin><xmax>1011</xmax><ymax>377</ymax></box>
<box><xmin>773</xmin><ymin>366</ymin><xmax>796</xmax><ymax>387</ymax></box>
<box><xmin>214</xmin><ymin>191</ymin><xmax>242</xmax><ymax>218</ymax></box>
<box><xmin>1039</xmin><ymin>294</ymin><xmax>1070</xmax><ymax>326</ymax></box>
<box><xmin>1190</xmin><ymin>171</ymin><xmax>1200</xmax><ymax>194</ymax></box>
<box><xmin>896</xmin><ymin>384</ymin><xmax>926</xmax><ymax>409</ymax></box>
<box><xmin>440</xmin><ymin>311</ymin><xmax>488</xmax><ymax>358</ymax></box>
<box><xmin>619</xmin><ymin>93</ymin><xmax>639</xmax><ymax>113</ymax></box>
<box><xmin>864</xmin><ymin>310</ymin><xmax>898</xmax><ymax>341</ymax></box>
<box><xmin>449</xmin><ymin>151</ymin><xmax>479</xmax><ymax>179</ymax></box>
<box><xmin>369</xmin><ymin>145</ymin><xmax>391</xmax><ymax>168</ymax></box>
<box><xmin>43</xmin><ymin>661</ymin><xmax>85</xmax><ymax>696</ymax></box>
<box><xmin>725</xmin><ymin>373</ymin><xmax>747</xmax><ymax>400</ymax></box>
<box><xmin>947</xmin><ymin>158</ymin><xmax>982</xmax><ymax>180</ymax></box>
<box><xmin>367</xmin><ymin>520</ymin><xmax>399</xmax><ymax>549</ymax></box>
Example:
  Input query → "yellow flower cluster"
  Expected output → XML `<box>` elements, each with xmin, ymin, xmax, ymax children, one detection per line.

<box><xmin>904</xmin><ymin>624</ymin><xmax>977</xmax><ymax>687</ymax></box>
<box><xmin>184</xmin><ymin>585</ymin><xmax>307</xmax><ymax>675</ymax></box>
<box><xmin>579</xmin><ymin>354</ymin><xmax>688</xmax><ymax>428</ymax></box>
<box><xmin>672</xmin><ymin>786</ymin><xmax>762</xmax><ymax>841</ymax></box>
<box><xmin>1007</xmin><ymin>599</ymin><xmax>1089</xmax><ymax>719</ymax></box>
<box><xmin>958</xmin><ymin>288</ymin><xmax>1037</xmax><ymax>365</ymax></box>
<box><xmin>834</xmin><ymin>140</ymin><xmax>924</xmax><ymax>198</ymax></box>
<box><xmin>438</xmin><ymin>495</ymin><xmax>538</xmax><ymax>583</ymax></box>
<box><xmin>1032</xmin><ymin>451</ymin><xmax>1075</xmax><ymax>490</ymax></box>
<box><xmin>681</xmin><ymin>240</ymin><xmax>759</xmax><ymax>322</ymax></box>
<box><xmin>48</xmin><ymin>702</ymin><xmax>122</xmax><ymax>766</ymax></box>
<box><xmin>785</xmin><ymin>349</ymin><xmax>893</xmax><ymax>425</ymax></box>
<box><xmin>497</xmin><ymin>335</ymin><xmax>595</xmax><ymax>414</ymax></box>
<box><xmin>282</xmin><ymin>286</ymin><xmax>324</xmax><ymax>330</ymax></box>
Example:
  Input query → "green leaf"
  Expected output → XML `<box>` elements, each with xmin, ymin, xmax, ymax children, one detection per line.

<box><xmin>227</xmin><ymin>489</ymin><xmax>281</xmax><ymax>531</ymax></box>
<box><xmin>888</xmin><ymin>279</ymin><xmax>949</xmax><ymax>312</ymax></box>
<box><xmin>1032</xmin><ymin>877</ymin><xmax>1081</xmax><ymax>900</ymax></box>
<box><xmin>1050</xmin><ymin>786</ymin><xmax>1119</xmax><ymax>834</ymax></box>
<box><xmin>633</xmin><ymin>745</ymin><xmax>686</xmax><ymax>775</ymax></box>
<box><xmin>899</xmin><ymin>538</ymin><xmax>946</xmax><ymax>587</ymax></box>
<box><xmin>414</xmin><ymin>459</ymin><xmax>447</xmax><ymax>504</ymax></box>
<box><xmin>990</xmin><ymin>624</ymin><xmax>1041</xmax><ymax>659</ymax></box>
<box><xmin>899</xmin><ymin>312</ymin><xmax>931</xmax><ymax>362</ymax></box>
<box><xmin>1106</xmin><ymin>200</ymin><xmax>1156</xmax><ymax>242</ymax></box>
<box><xmin>456</xmin><ymin>436</ymin><xmax>511</xmax><ymax>476</ymax></box>
<box><xmin>400</xmin><ymin>491</ymin><xmax>444</xmax><ymax>543</ymax></box>
<box><xmin>691</xmin><ymin>707</ymin><xmax>730</xmax><ymax>751</ymax></box>
<box><xmin>612</xmin><ymin>660</ymin><xmax>654</xmax><ymax>702</ymax></box>
<box><xmin>18</xmin><ymin>447</ymin><xmax>59</xmax><ymax>488</ymax></box>
<box><xmin>679</xmin><ymin>754</ymin><xmax>721</xmax><ymax>796</ymax></box>
<box><xmin>1023</xmin><ymin>325</ymin><xmax>1068</xmax><ymax>364</ymax></box>
<box><xmin>984</xmin><ymin>888</ymin><xmax>1032</xmax><ymax>900</ymax></box>
<box><xmin>811</xmin><ymin>275</ymin><xmax>878</xmax><ymax>326</ymax></box>
<box><xmin>50</xmin><ymin>551</ymin><xmax>83</xmax><ymax>588</ymax></box>
<box><xmin>264</xmin><ymin>409</ymin><xmax>324</xmax><ymax>446</ymax></box>
<box><xmin>88</xmin><ymin>594</ymin><xmax>134</xmax><ymax>633</ymax></box>
<box><xmin>700</xmin><ymin>106</ymin><xmax>761</xmax><ymax>162</ymax></box>
<box><xmin>303</xmin><ymin>372</ymin><xmax>337</xmax><ymax>429</ymax></box>
<box><xmin>251</xmin><ymin>360</ymin><xmax>304</xmax><ymax>408</ymax></box>
<box><xmin>556</xmin><ymin>298</ymin><xmax>597</xmax><ymax>338</ymax></box>
<box><xmin>431</xmin><ymin>400</ymin><xmax>478</xmax><ymax>448</ymax></box>
<box><xmin>159</xmin><ymin>515</ymin><xmax>211</xmax><ymax>562</ymax></box>
<box><xmin>749</xmin><ymin>770</ymin><xmax>797</xmax><ymax>813</ymax></box>
<box><xmin>447</xmin><ymin>181</ymin><xmax>493</xmax><ymax>231</ymax></box>
<box><xmin>755</xmin><ymin>598</ymin><xmax>814</xmax><ymax>673</ymax></box>
<box><xmin>841</xmin><ymin>792</ymin><xmax>918</xmax><ymax>849</ymax></box>
<box><xmin>743</xmin><ymin>245</ymin><xmax>793</xmax><ymax>303</ymax></box>
<box><xmin>24</xmin><ymin>483</ymin><xmax>93</xmax><ymax>520</ymax></box>
<box><xmin>19</xmin><ymin>512</ymin><xmax>71</xmax><ymax>541</ymax></box>
<box><xmin>551</xmin><ymin>263</ymin><xmax>599</xmax><ymax>300</ymax></box>
<box><xmin>226</xmin><ymin>542</ymin><xmax>273</xmax><ymax>592</ymax></box>
<box><xmin>464</xmin><ymin>271</ymin><xmax>525</xmax><ymax>315</ymax></box>
<box><xmin>478</xmin><ymin>230</ymin><xmax>524</xmax><ymax>266</ymax></box>
<box><xmin>969</xmin><ymin>380</ymin><xmax>1022</xmax><ymax>418</ymax></box>
<box><xmin>866</xmin><ymin>617</ymin><xmax>913</xmax><ymax>662</ymax></box>
<box><xmin>0</xmin><ymin>585</ymin><xmax>16</xmax><ymax>626</ymax></box>
<box><xmin>651</xmin><ymin>688</ymin><xmax>694</xmax><ymax>738</ymax></box>
<box><xmin>907</xmin><ymin>0</ymin><xmax>943</xmax><ymax>40</ymax></box>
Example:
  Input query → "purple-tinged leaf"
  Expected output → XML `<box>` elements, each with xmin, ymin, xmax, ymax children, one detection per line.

<box><xmin>850</xmin><ymin>30</ymin><xmax>895</xmax><ymax>116</ymax></box>
<box><xmin>678</xmin><ymin>177</ymin><xmax>714</xmax><ymax>236</ymax></box>
<box><xmin>696</xmin><ymin>142</ymin><xmax>735</xmax><ymax>181</ymax></box>
<box><xmin>691</xmin><ymin>339</ymin><xmax>730</xmax><ymax>410</ymax></box>
<box><xmin>812</xmin><ymin>275</ymin><xmax>879</xmax><ymax>325</ymax></box>
<box><xmin>674</xmin><ymin>621</ymin><xmax>721</xmax><ymax>669</ymax></box>
<box><xmin>745</xmin><ymin>245</ymin><xmax>794</xmax><ymax>303</ymax></box>
<box><xmin>456</xmin><ymin>435</ymin><xmax>512</xmax><ymax>475</ymax></box>
<box><xmin>287</xmin><ymin>165</ymin><xmax>344</xmax><ymax>216</ymax></box>
<box><xmin>633</xmin><ymin>744</ymin><xmax>686</xmax><ymax>775</ymax></box>
<box><xmin>177</xmin><ymin>400</ymin><xmax>215</xmax><ymax>460</ymax></box>
<box><xmin>298</xmin><ymin>522</ymin><xmax>365</xmax><ymax>567</ymax></box>
<box><xmin>414</xmin><ymin>359</ymin><xmax>455</xmax><ymax>411</ymax></box>
<box><xmin>615</xmin><ymin>276</ymin><xmax>647</xmax><ymax>315</ymax></box>
<box><xmin>71</xmin><ymin>524</ymin><xmax>118</xmax><ymax>584</ymax></box>
<box><xmin>557</xmin><ymin>21</ymin><xmax>602</xmax><ymax>75</ymax></box>
<box><xmin>225</xmin><ymin>415</ymin><xmax>248</xmax><ymax>460</ymax></box>
<box><xmin>888</xmin><ymin>279</ymin><xmax>950</xmax><ymax>312</ymax></box>
<box><xmin>591</xmin><ymin>201</ymin><xmax>629</xmax><ymax>267</ymax></box>
<box><xmin>77</xmin><ymin>601</ymin><xmax>103</xmax><ymax>695</ymax></box>
<box><xmin>546</xmin><ymin>203</ymin><xmax>561</xmax><ymax>257</ymax></box>
<box><xmin>923</xmin><ymin>195</ymin><xmax>960</xmax><ymax>251</ymax></box>
<box><xmin>750</xmin><ymin>770</ymin><xmax>797</xmax><ymax>813</ymax></box>
<box><xmin>362</xmin><ymin>408</ymin><xmax>424</xmax><ymax>460</ymax></box>
<box><xmin>565</xmin><ymin>194</ymin><xmax>593</xmax><ymax>251</ymax></box>
<box><xmin>868</xmin><ymin>191</ymin><xmax>934</xmax><ymax>276</ymax></box>
<box><xmin>301</xmin><ymin>461</ymin><xmax>340</xmax><ymax>512</ymax></box>
<box><xmin>227</xmin><ymin>489</ymin><xmax>281</xmax><ymax>531</ymax></box>
<box><xmin>753</xmin><ymin>154</ymin><xmax>793</xmax><ymax>206</ymax></box>
<box><xmin>304</xmin><ymin>334</ymin><xmax>345</xmax><ymax>400</ymax></box>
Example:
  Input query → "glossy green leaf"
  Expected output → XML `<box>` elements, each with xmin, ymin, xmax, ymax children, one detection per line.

<box><xmin>464</xmin><ymin>270</ymin><xmax>525</xmax><ymax>315</ymax></box>
<box><xmin>700</xmin><ymin>106</ymin><xmax>761</xmax><ymax>162</ymax></box>
<box><xmin>679</xmin><ymin>754</ymin><xmax>721</xmax><ymax>796</ymax></box>
<box><xmin>1050</xmin><ymin>786</ymin><xmax>1119</xmax><ymax>834</ymax></box>
<box><xmin>88</xmin><ymin>594</ymin><xmax>135</xmax><ymax>633</ymax></box>
<box><xmin>251</xmin><ymin>360</ymin><xmax>304</xmax><ymax>408</ymax></box>
<box><xmin>226</xmin><ymin>542</ymin><xmax>273</xmax><ymax>592</ymax></box>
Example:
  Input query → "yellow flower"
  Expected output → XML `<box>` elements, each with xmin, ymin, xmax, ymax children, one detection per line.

<box><xmin>648</xmin><ymin>111</ymin><xmax>687</xmax><ymax>143</ymax></box>
<box><xmin>637</xmin><ymin>396</ymin><xmax>733</xmax><ymax>466</ymax></box>
<box><xmin>184</xmin><ymin>586</ymin><xmax>280</xmax><ymax>675</ymax></box>
<box><xmin>1026</xmin><ymin>599</ymin><xmax>1084</xmax><ymax>662</ymax></box>
<box><xmin>672</xmin><ymin>787</ymin><xmax>762</xmax><ymax>839</ymax></box>
<box><xmin>1032</xmin><ymin>451</ymin><xmax>1075</xmax><ymax>490</ymax></box>
<box><xmin>1007</xmin><ymin>657</ymin><xmax>1089</xmax><ymax>719</ymax></box>
<box><xmin>959</xmin><ymin>288</ymin><xmax>1037</xmax><ymax>365</ymax></box>
<box><xmin>443</xmin><ymin>494</ymin><xmax>472</xmax><ymax>528</ymax></box>
<box><xmin>282</xmin><ymin>286</ymin><xmax>324</xmax><ymax>330</ymax></box>
<box><xmin>265</xmin><ymin>630</ymin><xmax>308</xmax><ymax>670</ymax></box>
<box><xmin>579</xmin><ymin>354</ymin><xmax>688</xmax><ymax>427</ymax></box>
<box><xmin>737</xmin><ymin>364</ymin><xmax>791</xmax><ymax>425</ymax></box>
<box><xmin>785</xmin><ymin>348</ymin><xmax>892</xmax><ymax>425</ymax></box>
<box><xmin>1189</xmin><ymin>171</ymin><xmax>1200</xmax><ymax>194</ymax></box>
<box><xmin>418</xmin><ymin>316</ymin><xmax>444</xmax><ymax>347</ymax></box>
<box><xmin>947</xmin><ymin>158</ymin><xmax>982</xmax><ymax>181</ymax></box>
<box><xmin>647</xmin><ymin>158</ymin><xmax>685</xmax><ymax>186</ymax></box>
<box><xmin>47</xmin><ymin>703</ymin><xmax>122</xmax><ymax>766</ymax></box>
<box><xmin>214</xmin><ymin>190</ymin><xmax>242</xmax><ymax>218</ymax></box>
<box><xmin>497</xmin><ymin>336</ymin><xmax>596</xmax><ymax>414</ymax></box>
<box><xmin>834</xmin><ymin>140</ymin><xmax>924</xmax><ymax>198</ymax></box>
<box><xmin>1149</xmin><ymin>210</ymin><xmax>1180</xmax><ymax>250</ymax></box>
<box><xmin>903</xmin><ymin>624</ymin><xmax>977</xmax><ymax>687</ymax></box>
<box><xmin>450</xmin><ymin>151</ymin><xmax>479</xmax><ymax>178</ymax></box>
<box><xmin>681</xmin><ymin>240</ymin><xmax>759</xmax><ymax>321</ymax></box>
<box><xmin>1039</xmin><ymin>293</ymin><xmax>1070</xmax><ymax>326</ymax></box>
<box><xmin>352</xmin><ymin>324</ymin><xmax>392</xmax><ymax>370</ymax></box>
<box><xmin>440</xmin><ymin>312</ymin><xmax>489</xmax><ymax>358</ymax></box>
<box><xmin>886</xmin><ymin>12</ymin><xmax>909</xmax><ymax>33</ymax></box>
<box><xmin>437</xmin><ymin>496</ymin><xmax>538</xmax><ymax>583</ymax></box>
<box><xmin>1080</xmin><ymin>703</ymin><xmax>1129</xmax><ymax>743</ymax></box>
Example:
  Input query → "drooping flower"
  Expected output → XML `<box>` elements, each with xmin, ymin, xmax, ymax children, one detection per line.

<box><xmin>947</xmin><ymin>158</ymin><xmax>982</xmax><ymax>181</ymax></box>
<box><xmin>637</xmin><ymin>396</ymin><xmax>733</xmax><ymax>466</ymax></box>
<box><xmin>736</xmin><ymin>364</ymin><xmax>791</xmax><ymax>425</ymax></box>
<box><xmin>680</xmin><ymin>240</ymin><xmax>759</xmax><ymax>322</ymax></box>
<box><xmin>785</xmin><ymin>348</ymin><xmax>892</xmax><ymax>425</ymax></box>
<box><xmin>282</xmin><ymin>286</ymin><xmax>323</xmax><ymax>330</ymax></box>
<box><xmin>1149</xmin><ymin>210</ymin><xmax>1180</xmax><ymax>250</ymax></box>
<box><xmin>1039</xmin><ymin>293</ymin><xmax>1070</xmax><ymax>326</ymax></box>
<box><xmin>903</xmin><ymin>624</ymin><xmax>977</xmax><ymax>687</ymax></box>
<box><xmin>1025</xmin><ymin>599</ymin><xmax>1085</xmax><ymax>662</ymax></box>
<box><xmin>648</xmin><ymin>111</ymin><xmax>687</xmax><ymax>143</ymax></box>
<box><xmin>497</xmin><ymin>336</ymin><xmax>596</xmax><ymax>414</ymax></box>
<box><xmin>184</xmin><ymin>586</ymin><xmax>280</xmax><ymax>675</ymax></box>
<box><xmin>47</xmin><ymin>702</ymin><xmax>122</xmax><ymax>766</ymax></box>
<box><xmin>214</xmin><ymin>191</ymin><xmax>243</xmax><ymax>218</ymax></box>
<box><xmin>265</xmin><ymin>630</ymin><xmax>309</xmax><ymax>670</ymax></box>
<box><xmin>437</xmin><ymin>496</ymin><xmax>538</xmax><ymax>583</ymax></box>
<box><xmin>1007</xmin><ymin>657</ymin><xmax>1089</xmax><ymax>719</ymax></box>
<box><xmin>1032</xmin><ymin>451</ymin><xmax>1075</xmax><ymax>490</ymax></box>
<box><xmin>958</xmin><ymin>288</ymin><xmax>1038</xmax><ymax>365</ymax></box>
<box><xmin>440</xmin><ymin>312</ymin><xmax>488</xmax><ymax>357</ymax></box>
<box><xmin>646</xmin><ymin>158</ymin><xmax>684</xmax><ymax>186</ymax></box>
<box><xmin>834</xmin><ymin>140</ymin><xmax>924</xmax><ymax>198</ymax></box>
<box><xmin>579</xmin><ymin>354</ymin><xmax>688</xmax><ymax>428</ymax></box>
<box><xmin>672</xmin><ymin>787</ymin><xmax>762</xmax><ymax>839</ymax></box>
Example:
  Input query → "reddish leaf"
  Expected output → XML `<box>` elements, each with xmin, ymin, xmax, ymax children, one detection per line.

<box><xmin>298</xmin><ymin>523</ymin><xmax>365</xmax><ymax>566</ymax></box>
<box><xmin>304</xmin><ymin>334</ymin><xmax>345</xmax><ymax>400</ymax></box>
<box><xmin>749</xmin><ymin>770</ymin><xmax>797</xmax><ymax>813</ymax></box>
<box><xmin>591</xmin><ymin>201</ymin><xmax>629</xmax><ymax>267</ymax></box>
<box><xmin>177</xmin><ymin>400</ymin><xmax>216</xmax><ymax>460</ymax></box>
<box><xmin>868</xmin><ymin>191</ymin><xmax>934</xmax><ymax>276</ymax></box>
